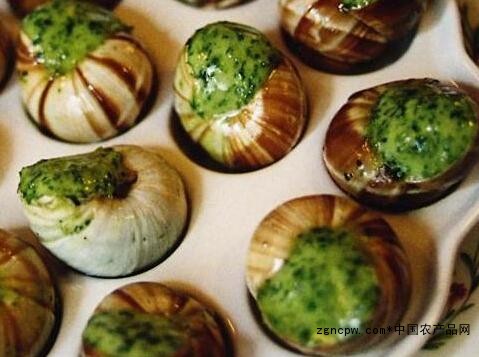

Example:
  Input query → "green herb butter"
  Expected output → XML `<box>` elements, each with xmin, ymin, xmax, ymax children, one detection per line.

<box><xmin>340</xmin><ymin>0</ymin><xmax>378</xmax><ymax>11</ymax></box>
<box><xmin>19</xmin><ymin>148</ymin><xmax>135</xmax><ymax>205</ymax></box>
<box><xmin>83</xmin><ymin>310</ymin><xmax>189</xmax><ymax>356</ymax></box>
<box><xmin>186</xmin><ymin>21</ymin><xmax>281</xmax><ymax>118</ymax></box>
<box><xmin>366</xmin><ymin>83</ymin><xmax>478</xmax><ymax>181</ymax></box>
<box><xmin>257</xmin><ymin>227</ymin><xmax>379</xmax><ymax>347</ymax></box>
<box><xmin>22</xmin><ymin>0</ymin><xmax>130</xmax><ymax>76</ymax></box>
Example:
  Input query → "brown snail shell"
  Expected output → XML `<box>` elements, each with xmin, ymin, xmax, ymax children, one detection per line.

<box><xmin>81</xmin><ymin>282</ymin><xmax>229</xmax><ymax>357</ymax></box>
<box><xmin>0</xmin><ymin>229</ymin><xmax>59</xmax><ymax>357</ymax></box>
<box><xmin>0</xmin><ymin>23</ymin><xmax>13</xmax><ymax>91</ymax></box>
<box><xmin>279</xmin><ymin>0</ymin><xmax>426</xmax><ymax>74</ymax></box>
<box><xmin>8</xmin><ymin>0</ymin><xmax>121</xmax><ymax>17</ymax></box>
<box><xmin>174</xmin><ymin>44</ymin><xmax>307</xmax><ymax>172</ymax></box>
<box><xmin>246</xmin><ymin>195</ymin><xmax>411</xmax><ymax>355</ymax></box>
<box><xmin>17</xmin><ymin>31</ymin><xmax>154</xmax><ymax>143</ymax></box>
<box><xmin>323</xmin><ymin>78</ymin><xmax>479</xmax><ymax>210</ymax></box>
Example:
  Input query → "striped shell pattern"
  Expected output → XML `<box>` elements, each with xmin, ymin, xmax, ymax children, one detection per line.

<box><xmin>246</xmin><ymin>195</ymin><xmax>411</xmax><ymax>355</ymax></box>
<box><xmin>174</xmin><ymin>51</ymin><xmax>307</xmax><ymax>171</ymax></box>
<box><xmin>0</xmin><ymin>230</ymin><xmax>57</xmax><ymax>357</ymax></box>
<box><xmin>17</xmin><ymin>31</ymin><xmax>154</xmax><ymax>143</ymax></box>
<box><xmin>0</xmin><ymin>23</ymin><xmax>12</xmax><ymax>90</ymax></box>
<box><xmin>280</xmin><ymin>0</ymin><xmax>426</xmax><ymax>67</ymax></box>
<box><xmin>19</xmin><ymin>146</ymin><xmax>187</xmax><ymax>277</ymax></box>
<box><xmin>82</xmin><ymin>282</ymin><xmax>227</xmax><ymax>357</ymax></box>
<box><xmin>323</xmin><ymin>79</ymin><xmax>479</xmax><ymax>209</ymax></box>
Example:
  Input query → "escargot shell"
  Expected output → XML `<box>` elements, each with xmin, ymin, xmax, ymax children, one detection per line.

<box><xmin>279</xmin><ymin>0</ymin><xmax>426</xmax><ymax>73</ymax></box>
<box><xmin>18</xmin><ymin>145</ymin><xmax>188</xmax><ymax>277</ymax></box>
<box><xmin>323</xmin><ymin>78</ymin><xmax>479</xmax><ymax>210</ymax></box>
<box><xmin>82</xmin><ymin>282</ymin><xmax>228</xmax><ymax>357</ymax></box>
<box><xmin>0</xmin><ymin>229</ymin><xmax>58</xmax><ymax>357</ymax></box>
<box><xmin>246</xmin><ymin>195</ymin><xmax>411</xmax><ymax>355</ymax></box>
<box><xmin>174</xmin><ymin>23</ymin><xmax>307</xmax><ymax>171</ymax></box>
<box><xmin>178</xmin><ymin>0</ymin><xmax>248</xmax><ymax>8</ymax></box>
<box><xmin>17</xmin><ymin>28</ymin><xmax>154</xmax><ymax>143</ymax></box>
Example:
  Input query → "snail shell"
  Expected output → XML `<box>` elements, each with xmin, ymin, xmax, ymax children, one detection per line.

<box><xmin>82</xmin><ymin>282</ymin><xmax>228</xmax><ymax>357</ymax></box>
<box><xmin>17</xmin><ymin>26</ymin><xmax>154</xmax><ymax>143</ymax></box>
<box><xmin>8</xmin><ymin>0</ymin><xmax>121</xmax><ymax>17</ymax></box>
<box><xmin>174</xmin><ymin>23</ymin><xmax>307</xmax><ymax>171</ymax></box>
<box><xmin>279</xmin><ymin>0</ymin><xmax>426</xmax><ymax>73</ymax></box>
<box><xmin>246</xmin><ymin>195</ymin><xmax>411</xmax><ymax>355</ymax></box>
<box><xmin>323</xmin><ymin>78</ymin><xmax>479</xmax><ymax>210</ymax></box>
<box><xmin>18</xmin><ymin>145</ymin><xmax>188</xmax><ymax>277</ymax></box>
<box><xmin>0</xmin><ymin>229</ymin><xmax>58</xmax><ymax>357</ymax></box>
<box><xmin>0</xmin><ymin>23</ymin><xmax>13</xmax><ymax>90</ymax></box>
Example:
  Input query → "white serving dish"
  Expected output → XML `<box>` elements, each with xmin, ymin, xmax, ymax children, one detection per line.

<box><xmin>0</xmin><ymin>0</ymin><xmax>478</xmax><ymax>356</ymax></box>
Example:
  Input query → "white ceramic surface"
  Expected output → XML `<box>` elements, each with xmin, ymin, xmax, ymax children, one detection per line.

<box><xmin>0</xmin><ymin>0</ymin><xmax>478</xmax><ymax>356</ymax></box>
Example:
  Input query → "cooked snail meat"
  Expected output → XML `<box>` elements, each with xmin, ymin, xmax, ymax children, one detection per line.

<box><xmin>324</xmin><ymin>78</ymin><xmax>479</xmax><ymax>210</ymax></box>
<box><xmin>17</xmin><ymin>145</ymin><xmax>188</xmax><ymax>277</ymax></box>
<box><xmin>0</xmin><ymin>229</ymin><xmax>59</xmax><ymax>357</ymax></box>
<box><xmin>174</xmin><ymin>21</ymin><xmax>307</xmax><ymax>171</ymax></box>
<box><xmin>82</xmin><ymin>282</ymin><xmax>228</xmax><ymax>357</ymax></box>
<box><xmin>279</xmin><ymin>0</ymin><xmax>426</xmax><ymax>73</ymax></box>
<box><xmin>17</xmin><ymin>0</ymin><xmax>154</xmax><ymax>143</ymax></box>
<box><xmin>246</xmin><ymin>195</ymin><xmax>411</xmax><ymax>355</ymax></box>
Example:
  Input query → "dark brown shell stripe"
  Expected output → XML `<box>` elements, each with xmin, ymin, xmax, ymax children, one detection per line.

<box><xmin>85</xmin><ymin>282</ymin><xmax>227</xmax><ymax>357</ymax></box>
<box><xmin>283</xmin><ymin>0</ymin><xmax>425</xmax><ymax>72</ymax></box>
<box><xmin>209</xmin><ymin>59</ymin><xmax>305</xmax><ymax>169</ymax></box>
<box><xmin>295</xmin><ymin>0</ymin><xmax>388</xmax><ymax>64</ymax></box>
<box><xmin>17</xmin><ymin>32</ymin><xmax>153</xmax><ymax>139</ymax></box>
<box><xmin>246</xmin><ymin>195</ymin><xmax>411</xmax><ymax>355</ymax></box>
<box><xmin>324</xmin><ymin>78</ymin><xmax>479</xmax><ymax>209</ymax></box>
<box><xmin>0</xmin><ymin>233</ymin><xmax>56</xmax><ymax>356</ymax></box>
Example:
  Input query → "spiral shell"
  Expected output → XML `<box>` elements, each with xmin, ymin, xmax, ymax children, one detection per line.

<box><xmin>0</xmin><ymin>23</ymin><xmax>12</xmax><ymax>90</ymax></box>
<box><xmin>82</xmin><ymin>282</ymin><xmax>228</xmax><ymax>357</ymax></box>
<box><xmin>177</xmin><ymin>0</ymin><xmax>249</xmax><ymax>8</ymax></box>
<box><xmin>0</xmin><ymin>229</ymin><xmax>58</xmax><ymax>357</ymax></box>
<box><xmin>174</xmin><ymin>49</ymin><xmax>307</xmax><ymax>171</ymax></box>
<box><xmin>246</xmin><ymin>195</ymin><xmax>411</xmax><ymax>355</ymax></box>
<box><xmin>323</xmin><ymin>78</ymin><xmax>479</xmax><ymax>210</ymax></box>
<box><xmin>18</xmin><ymin>145</ymin><xmax>188</xmax><ymax>277</ymax></box>
<box><xmin>8</xmin><ymin>0</ymin><xmax>121</xmax><ymax>17</ymax></box>
<box><xmin>279</xmin><ymin>0</ymin><xmax>426</xmax><ymax>73</ymax></box>
<box><xmin>16</xmin><ymin>30</ymin><xmax>154</xmax><ymax>143</ymax></box>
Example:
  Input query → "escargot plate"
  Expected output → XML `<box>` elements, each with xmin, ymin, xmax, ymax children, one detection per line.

<box><xmin>177</xmin><ymin>0</ymin><xmax>249</xmax><ymax>8</ymax></box>
<box><xmin>323</xmin><ymin>78</ymin><xmax>479</xmax><ymax>210</ymax></box>
<box><xmin>17</xmin><ymin>145</ymin><xmax>188</xmax><ymax>277</ymax></box>
<box><xmin>82</xmin><ymin>282</ymin><xmax>228</xmax><ymax>356</ymax></box>
<box><xmin>16</xmin><ymin>0</ymin><xmax>154</xmax><ymax>143</ymax></box>
<box><xmin>246</xmin><ymin>195</ymin><xmax>411</xmax><ymax>355</ymax></box>
<box><xmin>0</xmin><ymin>229</ymin><xmax>58</xmax><ymax>357</ymax></box>
<box><xmin>8</xmin><ymin>0</ymin><xmax>121</xmax><ymax>17</ymax></box>
<box><xmin>279</xmin><ymin>0</ymin><xmax>427</xmax><ymax>73</ymax></box>
<box><xmin>174</xmin><ymin>21</ymin><xmax>307</xmax><ymax>171</ymax></box>
<box><xmin>0</xmin><ymin>22</ymin><xmax>12</xmax><ymax>90</ymax></box>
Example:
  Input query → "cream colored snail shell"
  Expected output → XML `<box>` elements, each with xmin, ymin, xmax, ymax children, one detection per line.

<box><xmin>18</xmin><ymin>145</ymin><xmax>188</xmax><ymax>277</ymax></box>
<box><xmin>0</xmin><ymin>229</ymin><xmax>59</xmax><ymax>357</ymax></box>
<box><xmin>17</xmin><ymin>29</ymin><xmax>154</xmax><ymax>143</ymax></box>
<box><xmin>246</xmin><ymin>195</ymin><xmax>411</xmax><ymax>355</ymax></box>
<box><xmin>82</xmin><ymin>282</ymin><xmax>229</xmax><ymax>357</ymax></box>
<box><xmin>174</xmin><ymin>22</ymin><xmax>307</xmax><ymax>171</ymax></box>
<box><xmin>0</xmin><ymin>23</ymin><xmax>13</xmax><ymax>90</ymax></box>
<box><xmin>323</xmin><ymin>78</ymin><xmax>479</xmax><ymax>210</ymax></box>
<box><xmin>279</xmin><ymin>0</ymin><xmax>426</xmax><ymax>73</ymax></box>
<box><xmin>8</xmin><ymin>0</ymin><xmax>121</xmax><ymax>17</ymax></box>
